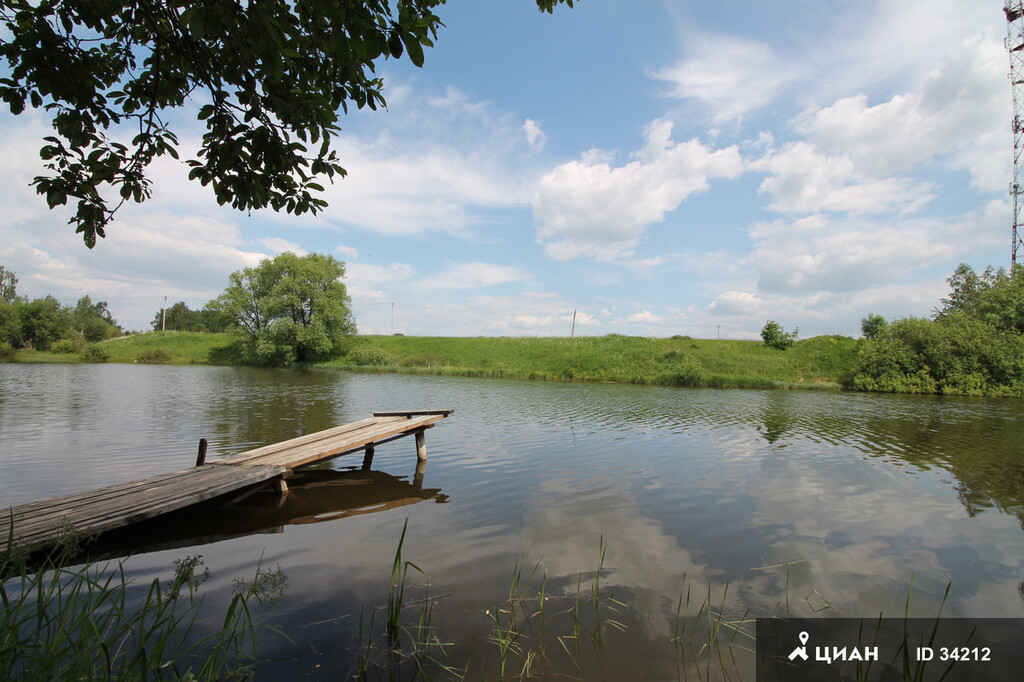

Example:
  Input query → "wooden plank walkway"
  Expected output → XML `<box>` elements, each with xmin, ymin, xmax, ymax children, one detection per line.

<box><xmin>2</xmin><ymin>410</ymin><xmax>453</xmax><ymax>558</ymax></box>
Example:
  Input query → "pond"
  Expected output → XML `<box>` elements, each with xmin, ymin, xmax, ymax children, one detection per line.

<box><xmin>1</xmin><ymin>363</ymin><xmax>1022</xmax><ymax>679</ymax></box>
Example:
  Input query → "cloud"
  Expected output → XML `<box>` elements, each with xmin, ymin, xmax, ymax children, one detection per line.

<box><xmin>523</xmin><ymin>118</ymin><xmax>547</xmax><ymax>152</ymax></box>
<box><xmin>616</xmin><ymin>310</ymin><xmax>664</xmax><ymax>326</ymax></box>
<box><xmin>355</xmin><ymin>292</ymin><xmax>586</xmax><ymax>336</ymax></box>
<box><xmin>651</xmin><ymin>34</ymin><xmax>806</xmax><ymax>123</ymax></box>
<box><xmin>315</xmin><ymin>83</ymin><xmax>542</xmax><ymax>237</ymax></box>
<box><xmin>417</xmin><ymin>262</ymin><xmax>528</xmax><ymax>290</ymax></box>
<box><xmin>0</xmin><ymin>208</ymin><xmax>267</xmax><ymax>329</ymax></box>
<box><xmin>708</xmin><ymin>291</ymin><xmax>762</xmax><ymax>316</ymax></box>
<box><xmin>258</xmin><ymin>238</ymin><xmax>306</xmax><ymax>256</ymax></box>
<box><xmin>747</xmin><ymin>215</ymin><xmax>967</xmax><ymax>295</ymax></box>
<box><xmin>795</xmin><ymin>34</ymin><xmax>1007</xmax><ymax>189</ymax></box>
<box><xmin>533</xmin><ymin>119</ymin><xmax>743</xmax><ymax>261</ymax></box>
<box><xmin>335</xmin><ymin>244</ymin><xmax>360</xmax><ymax>260</ymax></box>
<box><xmin>752</xmin><ymin>142</ymin><xmax>934</xmax><ymax>216</ymax></box>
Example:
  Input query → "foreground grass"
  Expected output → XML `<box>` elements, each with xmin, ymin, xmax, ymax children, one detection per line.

<box><xmin>7</xmin><ymin>331</ymin><xmax>859</xmax><ymax>390</ymax></box>
<box><xmin>1</xmin><ymin>531</ymin><xmax>284</xmax><ymax>681</ymax></box>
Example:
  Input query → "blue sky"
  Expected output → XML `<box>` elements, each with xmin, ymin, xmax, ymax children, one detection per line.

<box><xmin>0</xmin><ymin>0</ymin><xmax>1012</xmax><ymax>337</ymax></box>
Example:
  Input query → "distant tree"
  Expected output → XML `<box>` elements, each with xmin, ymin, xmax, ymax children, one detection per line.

<box><xmin>72</xmin><ymin>295</ymin><xmax>120</xmax><ymax>341</ymax></box>
<box><xmin>760</xmin><ymin>320</ymin><xmax>797</xmax><ymax>350</ymax></box>
<box><xmin>218</xmin><ymin>252</ymin><xmax>355</xmax><ymax>364</ymax></box>
<box><xmin>937</xmin><ymin>263</ymin><xmax>1024</xmax><ymax>334</ymax></box>
<box><xmin>197</xmin><ymin>302</ymin><xmax>232</xmax><ymax>333</ymax></box>
<box><xmin>860</xmin><ymin>313</ymin><xmax>887</xmax><ymax>341</ymax></box>
<box><xmin>150</xmin><ymin>300</ymin><xmax>230</xmax><ymax>332</ymax></box>
<box><xmin>0</xmin><ymin>265</ymin><xmax>16</xmax><ymax>302</ymax></box>
<box><xmin>19</xmin><ymin>295</ymin><xmax>71</xmax><ymax>350</ymax></box>
<box><xmin>153</xmin><ymin>300</ymin><xmax>196</xmax><ymax>331</ymax></box>
<box><xmin>0</xmin><ymin>300</ymin><xmax>21</xmax><ymax>349</ymax></box>
<box><xmin>0</xmin><ymin>0</ymin><xmax>575</xmax><ymax>247</ymax></box>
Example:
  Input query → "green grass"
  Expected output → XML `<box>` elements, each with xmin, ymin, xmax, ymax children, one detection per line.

<box><xmin>8</xmin><ymin>331</ymin><xmax>860</xmax><ymax>391</ymax></box>
<box><xmin>1</xmin><ymin>525</ymin><xmax>284</xmax><ymax>680</ymax></box>
<box><xmin>9</xmin><ymin>331</ymin><xmax>237</xmax><ymax>366</ymax></box>
<box><xmin>327</xmin><ymin>333</ymin><xmax>859</xmax><ymax>390</ymax></box>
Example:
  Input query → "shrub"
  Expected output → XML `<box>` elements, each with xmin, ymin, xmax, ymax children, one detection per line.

<box><xmin>0</xmin><ymin>341</ymin><xmax>14</xmax><ymax>361</ymax></box>
<box><xmin>760</xmin><ymin>320</ymin><xmax>797</xmax><ymax>350</ymax></box>
<box><xmin>80</xmin><ymin>343</ymin><xmax>110</xmax><ymax>363</ymax></box>
<box><xmin>137</xmin><ymin>348</ymin><xmax>172</xmax><ymax>364</ymax></box>
<box><xmin>399</xmin><ymin>352</ymin><xmax>446</xmax><ymax>368</ymax></box>
<box><xmin>657</xmin><ymin>353</ymin><xmax>706</xmax><ymax>386</ymax></box>
<box><xmin>347</xmin><ymin>345</ymin><xmax>394</xmax><ymax>366</ymax></box>
<box><xmin>51</xmin><ymin>339</ymin><xmax>77</xmax><ymax>354</ymax></box>
<box><xmin>851</xmin><ymin>315</ymin><xmax>1024</xmax><ymax>397</ymax></box>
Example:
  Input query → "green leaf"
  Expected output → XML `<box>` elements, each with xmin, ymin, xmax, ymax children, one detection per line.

<box><xmin>387</xmin><ymin>32</ymin><xmax>403</xmax><ymax>59</ymax></box>
<box><xmin>401</xmin><ymin>33</ymin><xmax>425</xmax><ymax>68</ymax></box>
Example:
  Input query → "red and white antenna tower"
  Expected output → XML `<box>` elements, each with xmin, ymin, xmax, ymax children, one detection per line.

<box><xmin>1006</xmin><ymin>1</ymin><xmax>1024</xmax><ymax>274</ymax></box>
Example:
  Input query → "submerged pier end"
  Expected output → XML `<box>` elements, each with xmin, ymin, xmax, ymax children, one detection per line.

<box><xmin>2</xmin><ymin>409</ymin><xmax>454</xmax><ymax>558</ymax></box>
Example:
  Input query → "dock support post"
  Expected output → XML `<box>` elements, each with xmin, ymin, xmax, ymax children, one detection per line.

<box><xmin>362</xmin><ymin>443</ymin><xmax>375</xmax><ymax>470</ymax></box>
<box><xmin>415</xmin><ymin>430</ymin><xmax>427</xmax><ymax>462</ymax></box>
<box><xmin>273</xmin><ymin>472</ymin><xmax>291</xmax><ymax>495</ymax></box>
<box><xmin>195</xmin><ymin>438</ymin><xmax>208</xmax><ymax>466</ymax></box>
<box><xmin>413</xmin><ymin>459</ymin><xmax>426</xmax><ymax>489</ymax></box>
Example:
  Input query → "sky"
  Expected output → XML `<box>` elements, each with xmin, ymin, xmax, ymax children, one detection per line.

<box><xmin>0</xmin><ymin>0</ymin><xmax>1014</xmax><ymax>338</ymax></box>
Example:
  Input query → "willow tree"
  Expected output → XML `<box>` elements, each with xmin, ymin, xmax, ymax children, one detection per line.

<box><xmin>218</xmin><ymin>252</ymin><xmax>355</xmax><ymax>364</ymax></box>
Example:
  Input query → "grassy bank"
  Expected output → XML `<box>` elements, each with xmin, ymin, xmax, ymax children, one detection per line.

<box><xmin>6</xmin><ymin>331</ymin><xmax>860</xmax><ymax>390</ymax></box>
<box><xmin>328</xmin><ymin>333</ymin><xmax>858</xmax><ymax>390</ymax></box>
<box><xmin>10</xmin><ymin>331</ymin><xmax>236</xmax><ymax>366</ymax></box>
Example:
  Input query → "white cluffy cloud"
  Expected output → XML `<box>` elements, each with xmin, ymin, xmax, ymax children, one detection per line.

<box><xmin>532</xmin><ymin>118</ymin><xmax>743</xmax><ymax>261</ymax></box>
<box><xmin>418</xmin><ymin>262</ymin><xmax>528</xmax><ymax>290</ymax></box>
<box><xmin>651</xmin><ymin>33</ymin><xmax>805</xmax><ymax>123</ymax></box>
<box><xmin>523</xmin><ymin>118</ymin><xmax>547</xmax><ymax>152</ymax></box>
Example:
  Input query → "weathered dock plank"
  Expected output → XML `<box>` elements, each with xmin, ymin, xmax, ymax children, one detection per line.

<box><xmin>3</xmin><ymin>410</ymin><xmax>453</xmax><ymax>557</ymax></box>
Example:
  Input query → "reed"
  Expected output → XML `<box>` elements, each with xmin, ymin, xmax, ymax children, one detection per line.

<box><xmin>351</xmin><ymin>518</ymin><xmax>457</xmax><ymax>680</ymax></box>
<box><xmin>0</xmin><ymin>527</ymin><xmax>280</xmax><ymax>680</ymax></box>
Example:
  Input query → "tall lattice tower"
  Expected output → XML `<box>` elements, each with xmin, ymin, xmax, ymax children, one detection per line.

<box><xmin>1006</xmin><ymin>1</ymin><xmax>1024</xmax><ymax>274</ymax></box>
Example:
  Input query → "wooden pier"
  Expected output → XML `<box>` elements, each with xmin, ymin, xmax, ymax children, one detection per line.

<box><xmin>2</xmin><ymin>410</ymin><xmax>453</xmax><ymax>558</ymax></box>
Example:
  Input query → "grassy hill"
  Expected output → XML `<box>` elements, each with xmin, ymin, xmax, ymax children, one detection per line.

<box><xmin>328</xmin><ymin>333</ymin><xmax>858</xmax><ymax>390</ymax></box>
<box><xmin>11</xmin><ymin>331</ymin><xmax>860</xmax><ymax>390</ymax></box>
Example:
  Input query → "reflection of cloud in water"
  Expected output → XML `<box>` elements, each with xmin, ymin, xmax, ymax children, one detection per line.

<box><xmin>521</xmin><ymin>477</ymin><xmax>711</xmax><ymax>638</ymax></box>
<box><xmin>749</xmin><ymin>444</ymin><xmax>1024</xmax><ymax>619</ymax></box>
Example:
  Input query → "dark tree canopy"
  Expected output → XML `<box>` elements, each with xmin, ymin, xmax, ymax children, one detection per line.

<box><xmin>1</xmin><ymin>0</ymin><xmax>575</xmax><ymax>247</ymax></box>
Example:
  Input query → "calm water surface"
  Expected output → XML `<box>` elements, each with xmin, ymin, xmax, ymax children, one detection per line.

<box><xmin>1</xmin><ymin>364</ymin><xmax>1022</xmax><ymax>679</ymax></box>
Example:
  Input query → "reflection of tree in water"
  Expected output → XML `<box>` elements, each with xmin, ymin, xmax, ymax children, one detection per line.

<box><xmin>205</xmin><ymin>367</ymin><xmax>348</xmax><ymax>455</ymax></box>
<box><xmin>757</xmin><ymin>392</ymin><xmax>795</xmax><ymax>445</ymax></box>
<box><xmin>758</xmin><ymin>393</ymin><xmax>1024</xmax><ymax>530</ymax></box>
<box><xmin>860</xmin><ymin>403</ymin><xmax>1024</xmax><ymax>529</ymax></box>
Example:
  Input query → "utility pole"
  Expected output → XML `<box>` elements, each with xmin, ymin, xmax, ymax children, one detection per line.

<box><xmin>161</xmin><ymin>296</ymin><xmax>166</xmax><ymax>331</ymax></box>
<box><xmin>1006</xmin><ymin>1</ymin><xmax>1024</xmax><ymax>274</ymax></box>
<box><xmin>571</xmin><ymin>309</ymin><xmax>577</xmax><ymax>338</ymax></box>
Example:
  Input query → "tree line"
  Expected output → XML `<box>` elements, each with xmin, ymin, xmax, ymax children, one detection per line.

<box><xmin>851</xmin><ymin>264</ymin><xmax>1024</xmax><ymax>397</ymax></box>
<box><xmin>0</xmin><ymin>265</ymin><xmax>122</xmax><ymax>357</ymax></box>
<box><xmin>2</xmin><ymin>251</ymin><xmax>355</xmax><ymax>365</ymax></box>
